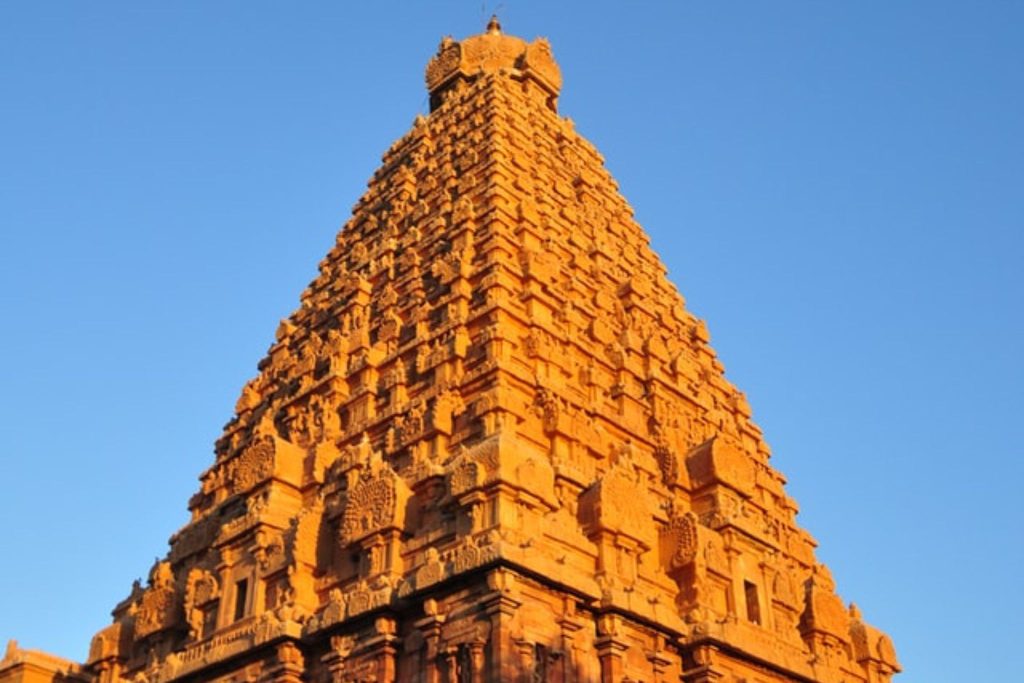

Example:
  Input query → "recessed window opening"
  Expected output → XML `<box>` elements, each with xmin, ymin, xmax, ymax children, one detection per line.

<box><xmin>233</xmin><ymin>578</ymin><xmax>248</xmax><ymax>622</ymax></box>
<box><xmin>351</xmin><ymin>551</ymin><xmax>362</xmax><ymax>576</ymax></box>
<box><xmin>534</xmin><ymin>643</ymin><xmax>549</xmax><ymax>680</ymax></box>
<box><xmin>457</xmin><ymin>644</ymin><xmax>472</xmax><ymax>683</ymax></box>
<box><xmin>202</xmin><ymin>602</ymin><xmax>218</xmax><ymax>638</ymax></box>
<box><xmin>744</xmin><ymin>580</ymin><xmax>761</xmax><ymax>625</ymax></box>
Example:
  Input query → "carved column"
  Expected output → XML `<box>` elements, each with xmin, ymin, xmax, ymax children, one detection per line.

<box><xmin>360</xmin><ymin>528</ymin><xmax>403</xmax><ymax>584</ymax></box>
<box><xmin>681</xmin><ymin>643</ymin><xmax>725</xmax><ymax>683</ymax></box>
<box><xmin>512</xmin><ymin>637</ymin><xmax>534</xmax><ymax>683</ymax></box>
<box><xmin>556</xmin><ymin>598</ymin><xmax>584</xmax><ymax>683</ymax></box>
<box><xmin>414</xmin><ymin>600</ymin><xmax>446</xmax><ymax>683</ymax></box>
<box><xmin>363</xmin><ymin>616</ymin><xmax>399</xmax><ymax>683</ymax></box>
<box><xmin>468</xmin><ymin>639</ymin><xmax>486</xmax><ymax>683</ymax></box>
<box><xmin>266</xmin><ymin>641</ymin><xmax>305</xmax><ymax>683</ymax></box>
<box><xmin>482</xmin><ymin>569</ymin><xmax>521</xmax><ymax>682</ymax></box>
<box><xmin>92</xmin><ymin>659</ymin><xmax>122</xmax><ymax>683</ymax></box>
<box><xmin>595</xmin><ymin>614</ymin><xmax>628</xmax><ymax>683</ymax></box>
<box><xmin>442</xmin><ymin>646</ymin><xmax>458</xmax><ymax>683</ymax></box>
<box><xmin>646</xmin><ymin>634</ymin><xmax>673</xmax><ymax>683</ymax></box>
<box><xmin>321</xmin><ymin>635</ymin><xmax>353</xmax><ymax>683</ymax></box>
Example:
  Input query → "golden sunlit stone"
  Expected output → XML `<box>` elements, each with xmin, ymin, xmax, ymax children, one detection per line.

<box><xmin>2</xmin><ymin>20</ymin><xmax>898</xmax><ymax>683</ymax></box>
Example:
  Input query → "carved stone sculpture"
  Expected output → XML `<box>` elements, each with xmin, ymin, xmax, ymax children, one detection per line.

<box><xmin>0</xmin><ymin>17</ymin><xmax>897</xmax><ymax>683</ymax></box>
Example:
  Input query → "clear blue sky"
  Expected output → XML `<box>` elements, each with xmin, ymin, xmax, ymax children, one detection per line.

<box><xmin>1</xmin><ymin>3</ymin><xmax>1020</xmax><ymax>681</ymax></box>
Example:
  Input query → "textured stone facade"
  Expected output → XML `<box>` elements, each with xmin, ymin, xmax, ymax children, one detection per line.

<box><xmin>1</xmin><ymin>19</ymin><xmax>898</xmax><ymax>683</ymax></box>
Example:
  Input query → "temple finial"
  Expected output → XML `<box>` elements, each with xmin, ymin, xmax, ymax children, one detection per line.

<box><xmin>486</xmin><ymin>14</ymin><xmax>502</xmax><ymax>35</ymax></box>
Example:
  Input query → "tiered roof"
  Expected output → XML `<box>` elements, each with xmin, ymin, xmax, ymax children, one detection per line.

<box><xmin>72</xmin><ymin>20</ymin><xmax>898</xmax><ymax>683</ymax></box>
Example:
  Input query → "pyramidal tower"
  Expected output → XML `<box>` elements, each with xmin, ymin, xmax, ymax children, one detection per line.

<box><xmin>2</xmin><ymin>20</ymin><xmax>899</xmax><ymax>683</ymax></box>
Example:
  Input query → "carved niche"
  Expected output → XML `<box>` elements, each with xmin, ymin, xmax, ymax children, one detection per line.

<box><xmin>183</xmin><ymin>568</ymin><xmax>219</xmax><ymax>640</ymax></box>
<box><xmin>532</xmin><ymin>386</ymin><xmax>560</xmax><ymax>435</ymax></box>
<box><xmin>227</xmin><ymin>435</ymin><xmax>275</xmax><ymax>494</ymax></box>
<box><xmin>425</xmin><ymin>37</ymin><xmax>463</xmax><ymax>92</ymax></box>
<box><xmin>685</xmin><ymin>436</ymin><xmax>755</xmax><ymax>497</ymax></box>
<box><xmin>659</xmin><ymin>508</ymin><xmax>711</xmax><ymax>621</ymax></box>
<box><xmin>660</xmin><ymin>510</ymin><xmax>699</xmax><ymax>575</ymax></box>
<box><xmin>653</xmin><ymin>441</ymin><xmax>679</xmax><ymax>487</ymax></box>
<box><xmin>86</xmin><ymin>622</ymin><xmax>124</xmax><ymax>665</ymax></box>
<box><xmin>339</xmin><ymin>463</ymin><xmax>410</xmax><ymax>546</ymax></box>
<box><xmin>523</xmin><ymin>38</ymin><xmax>563</xmax><ymax>94</ymax></box>
<box><xmin>579</xmin><ymin>463</ymin><xmax>652</xmax><ymax>546</ymax></box>
<box><xmin>431</xmin><ymin>389</ymin><xmax>466</xmax><ymax>436</ymax></box>
<box><xmin>415</xmin><ymin>547</ymin><xmax>446</xmax><ymax>590</ymax></box>
<box><xmin>800</xmin><ymin>564</ymin><xmax>851</xmax><ymax>642</ymax></box>
<box><xmin>168</xmin><ymin>513</ymin><xmax>219</xmax><ymax>563</ymax></box>
<box><xmin>287</xmin><ymin>502</ymin><xmax>322</xmax><ymax>568</ymax></box>
<box><xmin>133</xmin><ymin>562</ymin><xmax>180</xmax><ymax>640</ymax></box>
<box><xmin>450</xmin><ymin>459</ymin><xmax>485</xmax><ymax>497</ymax></box>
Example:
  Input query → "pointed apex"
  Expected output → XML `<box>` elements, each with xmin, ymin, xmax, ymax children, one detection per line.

<box><xmin>32</xmin><ymin>24</ymin><xmax>897</xmax><ymax>683</ymax></box>
<box><xmin>486</xmin><ymin>14</ymin><xmax>502</xmax><ymax>35</ymax></box>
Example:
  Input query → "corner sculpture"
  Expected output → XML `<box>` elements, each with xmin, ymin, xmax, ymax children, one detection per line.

<box><xmin>1</xmin><ymin>18</ymin><xmax>899</xmax><ymax>683</ymax></box>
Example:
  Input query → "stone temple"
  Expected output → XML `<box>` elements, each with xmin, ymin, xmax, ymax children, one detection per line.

<box><xmin>1</xmin><ymin>19</ymin><xmax>899</xmax><ymax>683</ymax></box>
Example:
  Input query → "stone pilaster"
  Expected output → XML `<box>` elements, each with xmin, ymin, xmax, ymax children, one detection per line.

<box><xmin>265</xmin><ymin>641</ymin><xmax>304</xmax><ymax>683</ymax></box>
<box><xmin>595</xmin><ymin>614</ymin><xmax>629</xmax><ymax>683</ymax></box>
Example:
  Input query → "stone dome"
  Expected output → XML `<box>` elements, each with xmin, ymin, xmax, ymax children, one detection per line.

<box><xmin>425</xmin><ymin>17</ymin><xmax>562</xmax><ymax>110</ymax></box>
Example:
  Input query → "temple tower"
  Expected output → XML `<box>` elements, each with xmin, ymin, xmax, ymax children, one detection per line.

<box><xmin>2</xmin><ymin>20</ymin><xmax>898</xmax><ymax>683</ymax></box>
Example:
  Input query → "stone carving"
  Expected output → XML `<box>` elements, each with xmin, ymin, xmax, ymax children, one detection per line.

<box><xmin>653</xmin><ymin>441</ymin><xmax>678</xmax><ymax>487</ymax></box>
<box><xmin>344</xmin><ymin>579</ymin><xmax>393</xmax><ymax>618</ymax></box>
<box><xmin>533</xmin><ymin>386</ymin><xmax>560</xmax><ymax>434</ymax></box>
<box><xmin>449</xmin><ymin>533</ymin><xmax>499</xmax><ymax>574</ymax></box>
<box><xmin>87</xmin><ymin>623</ymin><xmax>123</xmax><ymax>664</ymax></box>
<box><xmin>341</xmin><ymin>474</ymin><xmax>395</xmax><ymax>540</ymax></box>
<box><xmin>878</xmin><ymin>635</ymin><xmax>898</xmax><ymax>667</ymax></box>
<box><xmin>580</xmin><ymin>464</ymin><xmax>651</xmax><ymax>545</ymax></box>
<box><xmin>168</xmin><ymin>514</ymin><xmax>219</xmax><ymax>563</ymax></box>
<box><xmin>288</xmin><ymin>503</ymin><xmax>321</xmax><ymax>567</ymax></box>
<box><xmin>431</xmin><ymin>389</ymin><xmax>466</xmax><ymax>435</ymax></box>
<box><xmin>661</xmin><ymin>510</ymin><xmax>699</xmax><ymax>571</ymax></box>
<box><xmin>425</xmin><ymin>37</ymin><xmax>462</xmax><ymax>92</ymax></box>
<box><xmin>317</xmin><ymin>588</ymin><xmax>347</xmax><ymax>629</ymax></box>
<box><xmin>801</xmin><ymin>564</ymin><xmax>851</xmax><ymax>642</ymax></box>
<box><xmin>701</xmin><ymin>538</ymin><xmax>729</xmax><ymax>578</ymax></box>
<box><xmin>523</xmin><ymin>38</ymin><xmax>562</xmax><ymax>93</ymax></box>
<box><xmin>235</xmin><ymin>379</ymin><xmax>261</xmax><ymax>414</ymax></box>
<box><xmin>134</xmin><ymin>562</ymin><xmax>179</xmax><ymax>640</ymax></box>
<box><xmin>772</xmin><ymin>565</ymin><xmax>799</xmax><ymax>608</ymax></box>
<box><xmin>183</xmin><ymin>569</ymin><xmax>218</xmax><ymax>640</ymax></box>
<box><xmin>227</xmin><ymin>435</ymin><xmax>275</xmax><ymax>494</ymax></box>
<box><xmin>339</xmin><ymin>464</ymin><xmax>409</xmax><ymax>546</ymax></box>
<box><xmin>450</xmin><ymin>460</ymin><xmax>484</xmax><ymax>497</ymax></box>
<box><xmin>415</xmin><ymin>547</ymin><xmax>446</xmax><ymax>589</ymax></box>
<box><xmin>37</xmin><ymin>20</ymin><xmax>899</xmax><ymax>683</ymax></box>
